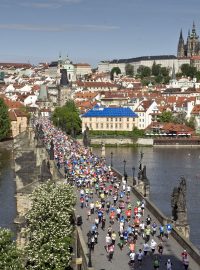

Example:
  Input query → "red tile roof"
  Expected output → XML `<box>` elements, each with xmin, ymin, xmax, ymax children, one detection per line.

<box><xmin>191</xmin><ymin>104</ymin><xmax>200</xmax><ymax>115</ymax></box>
<box><xmin>0</xmin><ymin>63</ymin><xmax>32</xmax><ymax>68</ymax></box>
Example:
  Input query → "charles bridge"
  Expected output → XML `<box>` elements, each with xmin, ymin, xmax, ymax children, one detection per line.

<box><xmin>13</xmin><ymin>126</ymin><xmax>200</xmax><ymax>270</ymax></box>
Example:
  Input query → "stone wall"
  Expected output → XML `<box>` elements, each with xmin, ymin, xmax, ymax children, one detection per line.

<box><xmin>78</xmin><ymin>137</ymin><xmax>153</xmax><ymax>146</ymax></box>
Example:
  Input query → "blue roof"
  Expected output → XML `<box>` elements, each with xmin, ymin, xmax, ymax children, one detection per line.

<box><xmin>82</xmin><ymin>105</ymin><xmax>138</xmax><ymax>118</ymax></box>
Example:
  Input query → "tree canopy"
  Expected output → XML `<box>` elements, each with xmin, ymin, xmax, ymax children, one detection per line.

<box><xmin>52</xmin><ymin>100</ymin><xmax>81</xmax><ymax>137</ymax></box>
<box><xmin>110</xmin><ymin>67</ymin><xmax>121</xmax><ymax>80</ymax></box>
<box><xmin>25</xmin><ymin>181</ymin><xmax>76</xmax><ymax>270</ymax></box>
<box><xmin>0</xmin><ymin>228</ymin><xmax>23</xmax><ymax>270</ymax></box>
<box><xmin>125</xmin><ymin>64</ymin><xmax>134</xmax><ymax>77</ymax></box>
<box><xmin>159</xmin><ymin>111</ymin><xmax>173</xmax><ymax>123</ymax></box>
<box><xmin>0</xmin><ymin>98</ymin><xmax>11</xmax><ymax>141</ymax></box>
<box><xmin>137</xmin><ymin>65</ymin><xmax>151</xmax><ymax>78</ymax></box>
<box><xmin>136</xmin><ymin>62</ymin><xmax>170</xmax><ymax>85</ymax></box>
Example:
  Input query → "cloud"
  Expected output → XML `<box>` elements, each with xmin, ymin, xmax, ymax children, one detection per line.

<box><xmin>19</xmin><ymin>0</ymin><xmax>82</xmax><ymax>9</ymax></box>
<box><xmin>0</xmin><ymin>23</ymin><xmax>119</xmax><ymax>32</ymax></box>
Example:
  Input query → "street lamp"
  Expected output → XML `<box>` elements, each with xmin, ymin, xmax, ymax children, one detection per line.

<box><xmin>110</xmin><ymin>152</ymin><xmax>113</xmax><ymax>167</ymax></box>
<box><xmin>123</xmin><ymin>159</ymin><xmax>126</xmax><ymax>177</ymax></box>
<box><xmin>132</xmin><ymin>167</ymin><xmax>136</xmax><ymax>186</ymax></box>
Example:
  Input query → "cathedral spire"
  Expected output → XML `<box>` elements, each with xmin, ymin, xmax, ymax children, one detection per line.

<box><xmin>180</xmin><ymin>29</ymin><xmax>183</xmax><ymax>40</ymax></box>
<box><xmin>177</xmin><ymin>29</ymin><xmax>185</xmax><ymax>57</ymax></box>
<box><xmin>192</xmin><ymin>21</ymin><xmax>196</xmax><ymax>35</ymax></box>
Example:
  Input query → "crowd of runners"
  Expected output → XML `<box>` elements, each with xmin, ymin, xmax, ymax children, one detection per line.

<box><xmin>35</xmin><ymin>118</ymin><xmax>190</xmax><ymax>270</ymax></box>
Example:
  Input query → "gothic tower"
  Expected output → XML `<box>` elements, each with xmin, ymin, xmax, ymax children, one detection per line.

<box><xmin>177</xmin><ymin>29</ymin><xmax>185</xmax><ymax>58</ymax></box>
<box><xmin>186</xmin><ymin>22</ymin><xmax>199</xmax><ymax>57</ymax></box>
<box><xmin>177</xmin><ymin>22</ymin><xmax>200</xmax><ymax>58</ymax></box>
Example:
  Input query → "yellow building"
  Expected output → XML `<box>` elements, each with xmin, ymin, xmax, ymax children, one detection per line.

<box><xmin>81</xmin><ymin>105</ymin><xmax>138</xmax><ymax>132</ymax></box>
<box><xmin>9</xmin><ymin>109</ymin><xmax>28</xmax><ymax>137</ymax></box>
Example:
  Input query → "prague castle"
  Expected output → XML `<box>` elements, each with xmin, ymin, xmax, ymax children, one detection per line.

<box><xmin>177</xmin><ymin>22</ymin><xmax>200</xmax><ymax>58</ymax></box>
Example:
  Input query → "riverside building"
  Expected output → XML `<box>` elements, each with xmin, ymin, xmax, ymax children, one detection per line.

<box><xmin>81</xmin><ymin>105</ymin><xmax>138</xmax><ymax>132</ymax></box>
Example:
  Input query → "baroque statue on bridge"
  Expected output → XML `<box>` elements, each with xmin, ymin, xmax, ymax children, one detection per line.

<box><xmin>171</xmin><ymin>176</ymin><xmax>187</xmax><ymax>222</ymax></box>
<box><xmin>49</xmin><ymin>139</ymin><xmax>54</xmax><ymax>160</ymax></box>
<box><xmin>83</xmin><ymin>126</ymin><xmax>91</xmax><ymax>148</ymax></box>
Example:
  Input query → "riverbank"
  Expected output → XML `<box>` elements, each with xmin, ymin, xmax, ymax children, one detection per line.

<box><xmin>77</xmin><ymin>137</ymin><xmax>200</xmax><ymax>147</ymax></box>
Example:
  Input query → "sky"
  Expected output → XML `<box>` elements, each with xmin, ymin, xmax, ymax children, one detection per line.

<box><xmin>1</xmin><ymin>0</ymin><xmax>200</xmax><ymax>67</ymax></box>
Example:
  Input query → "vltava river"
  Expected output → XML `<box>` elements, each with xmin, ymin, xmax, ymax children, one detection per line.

<box><xmin>94</xmin><ymin>146</ymin><xmax>200</xmax><ymax>250</ymax></box>
<box><xmin>0</xmin><ymin>146</ymin><xmax>16</xmax><ymax>232</ymax></box>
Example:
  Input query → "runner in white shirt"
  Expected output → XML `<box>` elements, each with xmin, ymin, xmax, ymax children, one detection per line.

<box><xmin>137</xmin><ymin>249</ymin><xmax>143</xmax><ymax>267</ymax></box>
<box><xmin>129</xmin><ymin>251</ymin><xmax>136</xmax><ymax>265</ymax></box>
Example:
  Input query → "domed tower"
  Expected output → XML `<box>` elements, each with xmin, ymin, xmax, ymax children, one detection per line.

<box><xmin>177</xmin><ymin>29</ymin><xmax>185</xmax><ymax>58</ymax></box>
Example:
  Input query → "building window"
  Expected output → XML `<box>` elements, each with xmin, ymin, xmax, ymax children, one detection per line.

<box><xmin>110</xmin><ymin>124</ymin><xmax>113</xmax><ymax>129</ymax></box>
<box><xmin>96</xmin><ymin>123</ymin><xmax>99</xmax><ymax>129</ymax></box>
<box><xmin>115</xmin><ymin>124</ymin><xmax>118</xmax><ymax>128</ymax></box>
<box><xmin>115</xmin><ymin>118</ymin><xmax>118</xmax><ymax>121</ymax></box>
<box><xmin>89</xmin><ymin>123</ymin><xmax>92</xmax><ymax>128</ymax></box>
<box><xmin>127</xmin><ymin>118</ymin><xmax>129</xmax><ymax>121</ymax></box>
<box><xmin>107</xmin><ymin>118</ymin><xmax>109</xmax><ymax>121</ymax></box>
<box><xmin>101</xmin><ymin>123</ymin><xmax>103</xmax><ymax>128</ymax></box>
<box><xmin>90</xmin><ymin>118</ymin><xmax>92</xmax><ymax>121</ymax></box>
<box><xmin>127</xmin><ymin>124</ymin><xmax>129</xmax><ymax>128</ymax></box>
<box><xmin>111</xmin><ymin>118</ymin><xmax>113</xmax><ymax>122</ymax></box>
<box><xmin>119</xmin><ymin>118</ymin><xmax>122</xmax><ymax>122</ymax></box>
<box><xmin>106</xmin><ymin>124</ymin><xmax>109</xmax><ymax>128</ymax></box>
<box><xmin>119</xmin><ymin>123</ymin><xmax>122</xmax><ymax>129</ymax></box>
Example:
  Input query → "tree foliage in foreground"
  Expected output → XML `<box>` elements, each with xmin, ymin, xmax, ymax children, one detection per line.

<box><xmin>110</xmin><ymin>67</ymin><xmax>121</xmax><ymax>80</ymax></box>
<box><xmin>52</xmin><ymin>100</ymin><xmax>82</xmax><ymax>137</ymax></box>
<box><xmin>0</xmin><ymin>228</ymin><xmax>23</xmax><ymax>270</ymax></box>
<box><xmin>25</xmin><ymin>181</ymin><xmax>76</xmax><ymax>270</ymax></box>
<box><xmin>0</xmin><ymin>98</ymin><xmax>11</xmax><ymax>141</ymax></box>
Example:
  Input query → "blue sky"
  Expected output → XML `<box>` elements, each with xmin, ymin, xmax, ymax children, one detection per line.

<box><xmin>0</xmin><ymin>0</ymin><xmax>200</xmax><ymax>67</ymax></box>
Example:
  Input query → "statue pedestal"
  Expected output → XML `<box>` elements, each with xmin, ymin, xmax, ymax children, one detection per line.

<box><xmin>136</xmin><ymin>180</ymin><xmax>149</xmax><ymax>198</ymax></box>
<box><xmin>101</xmin><ymin>144</ymin><xmax>105</xmax><ymax>157</ymax></box>
<box><xmin>175</xmin><ymin>223</ymin><xmax>190</xmax><ymax>239</ymax></box>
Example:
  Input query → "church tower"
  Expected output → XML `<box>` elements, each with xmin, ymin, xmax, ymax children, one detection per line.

<box><xmin>186</xmin><ymin>22</ymin><xmax>200</xmax><ymax>57</ymax></box>
<box><xmin>177</xmin><ymin>29</ymin><xmax>185</xmax><ymax>58</ymax></box>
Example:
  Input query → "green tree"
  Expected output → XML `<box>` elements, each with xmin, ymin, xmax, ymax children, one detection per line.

<box><xmin>52</xmin><ymin>100</ymin><xmax>81</xmax><ymax>137</ymax></box>
<box><xmin>181</xmin><ymin>64</ymin><xmax>197</xmax><ymax>78</ymax></box>
<box><xmin>137</xmin><ymin>65</ymin><xmax>151</xmax><ymax>78</ymax></box>
<box><xmin>160</xmin><ymin>67</ymin><xmax>169</xmax><ymax>77</ymax></box>
<box><xmin>155</xmin><ymin>75</ymin><xmax>163</xmax><ymax>84</ymax></box>
<box><xmin>163</xmin><ymin>75</ymin><xmax>170</xmax><ymax>84</ymax></box>
<box><xmin>151</xmin><ymin>61</ymin><xmax>161</xmax><ymax>76</ymax></box>
<box><xmin>110</xmin><ymin>67</ymin><xmax>121</xmax><ymax>80</ymax></box>
<box><xmin>186</xmin><ymin>116</ymin><xmax>196</xmax><ymax>129</ymax></box>
<box><xmin>196</xmin><ymin>71</ymin><xmax>200</xmax><ymax>81</ymax></box>
<box><xmin>159</xmin><ymin>111</ymin><xmax>173</xmax><ymax>123</ymax></box>
<box><xmin>132</xmin><ymin>127</ymin><xmax>145</xmax><ymax>138</ymax></box>
<box><xmin>0</xmin><ymin>98</ymin><xmax>11</xmax><ymax>141</ymax></box>
<box><xmin>25</xmin><ymin>181</ymin><xmax>76</xmax><ymax>270</ymax></box>
<box><xmin>173</xmin><ymin>112</ymin><xmax>186</xmax><ymax>124</ymax></box>
<box><xmin>0</xmin><ymin>228</ymin><xmax>23</xmax><ymax>269</ymax></box>
<box><xmin>125</xmin><ymin>64</ymin><xmax>134</xmax><ymax>76</ymax></box>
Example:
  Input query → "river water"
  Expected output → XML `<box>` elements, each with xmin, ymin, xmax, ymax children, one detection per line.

<box><xmin>0</xmin><ymin>145</ymin><xmax>200</xmax><ymax>250</ymax></box>
<box><xmin>93</xmin><ymin>146</ymin><xmax>200</xmax><ymax>250</ymax></box>
<box><xmin>0</xmin><ymin>146</ymin><xmax>16</xmax><ymax>233</ymax></box>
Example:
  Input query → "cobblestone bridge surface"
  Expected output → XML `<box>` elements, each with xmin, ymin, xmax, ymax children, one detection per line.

<box><xmin>74</xmin><ymin>176</ymin><xmax>199</xmax><ymax>270</ymax></box>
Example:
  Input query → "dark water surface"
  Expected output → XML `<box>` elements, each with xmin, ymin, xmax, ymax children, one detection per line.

<box><xmin>0</xmin><ymin>147</ymin><xmax>16</xmax><ymax>232</ymax></box>
<box><xmin>93</xmin><ymin>146</ymin><xmax>200</xmax><ymax>250</ymax></box>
